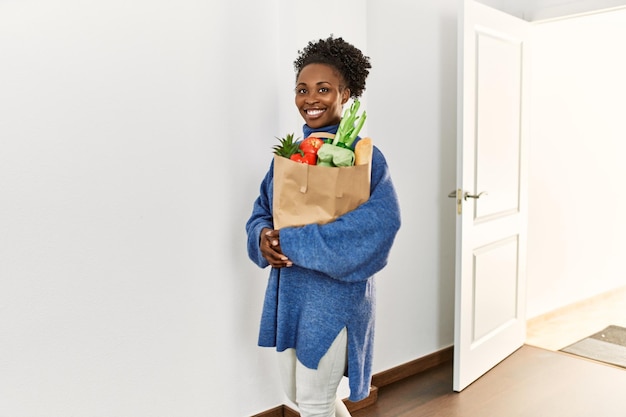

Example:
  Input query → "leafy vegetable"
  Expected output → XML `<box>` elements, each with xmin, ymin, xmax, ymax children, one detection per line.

<box><xmin>316</xmin><ymin>100</ymin><xmax>367</xmax><ymax>167</ymax></box>
<box><xmin>317</xmin><ymin>144</ymin><xmax>354</xmax><ymax>167</ymax></box>
<box><xmin>272</xmin><ymin>133</ymin><xmax>300</xmax><ymax>158</ymax></box>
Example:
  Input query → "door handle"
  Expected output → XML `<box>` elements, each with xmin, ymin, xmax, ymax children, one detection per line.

<box><xmin>448</xmin><ymin>189</ymin><xmax>487</xmax><ymax>215</ymax></box>
<box><xmin>464</xmin><ymin>191</ymin><xmax>487</xmax><ymax>200</ymax></box>
<box><xmin>447</xmin><ymin>190</ymin><xmax>488</xmax><ymax>200</ymax></box>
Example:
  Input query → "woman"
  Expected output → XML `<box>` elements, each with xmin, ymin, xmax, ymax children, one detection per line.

<box><xmin>246</xmin><ymin>36</ymin><xmax>401</xmax><ymax>417</ymax></box>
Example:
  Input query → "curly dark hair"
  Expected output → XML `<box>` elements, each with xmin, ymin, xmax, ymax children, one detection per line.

<box><xmin>293</xmin><ymin>35</ymin><xmax>371</xmax><ymax>99</ymax></box>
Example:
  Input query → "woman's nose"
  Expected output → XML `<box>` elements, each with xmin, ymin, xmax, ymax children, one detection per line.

<box><xmin>305</xmin><ymin>94</ymin><xmax>318</xmax><ymax>104</ymax></box>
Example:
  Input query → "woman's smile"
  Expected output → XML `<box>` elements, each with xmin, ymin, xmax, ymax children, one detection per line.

<box><xmin>306</xmin><ymin>108</ymin><xmax>326</xmax><ymax>118</ymax></box>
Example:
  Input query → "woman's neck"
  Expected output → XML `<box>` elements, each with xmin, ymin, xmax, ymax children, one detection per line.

<box><xmin>303</xmin><ymin>124</ymin><xmax>339</xmax><ymax>138</ymax></box>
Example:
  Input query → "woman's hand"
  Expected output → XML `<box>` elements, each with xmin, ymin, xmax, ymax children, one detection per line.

<box><xmin>260</xmin><ymin>228</ymin><xmax>293</xmax><ymax>268</ymax></box>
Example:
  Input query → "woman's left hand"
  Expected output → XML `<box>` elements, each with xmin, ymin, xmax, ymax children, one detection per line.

<box><xmin>260</xmin><ymin>228</ymin><xmax>293</xmax><ymax>268</ymax></box>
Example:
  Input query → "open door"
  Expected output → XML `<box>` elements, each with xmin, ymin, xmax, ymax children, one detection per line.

<box><xmin>453</xmin><ymin>0</ymin><xmax>531</xmax><ymax>392</ymax></box>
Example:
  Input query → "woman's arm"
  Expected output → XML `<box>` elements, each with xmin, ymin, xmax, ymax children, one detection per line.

<box><xmin>245</xmin><ymin>164</ymin><xmax>275</xmax><ymax>268</ymax></box>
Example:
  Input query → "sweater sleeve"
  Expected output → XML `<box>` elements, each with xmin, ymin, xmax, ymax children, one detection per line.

<box><xmin>245</xmin><ymin>161</ymin><xmax>275</xmax><ymax>269</ymax></box>
<box><xmin>279</xmin><ymin>146</ymin><xmax>401</xmax><ymax>282</ymax></box>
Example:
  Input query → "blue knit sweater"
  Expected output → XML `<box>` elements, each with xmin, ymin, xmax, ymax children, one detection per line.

<box><xmin>245</xmin><ymin>124</ymin><xmax>401</xmax><ymax>402</ymax></box>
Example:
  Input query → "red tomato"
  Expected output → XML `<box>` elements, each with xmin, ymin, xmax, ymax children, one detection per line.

<box><xmin>299</xmin><ymin>137</ymin><xmax>325</xmax><ymax>155</ymax></box>
<box><xmin>290</xmin><ymin>152</ymin><xmax>317</xmax><ymax>165</ymax></box>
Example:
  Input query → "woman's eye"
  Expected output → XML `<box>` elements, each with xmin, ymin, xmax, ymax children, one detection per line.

<box><xmin>319</xmin><ymin>87</ymin><xmax>329</xmax><ymax>93</ymax></box>
<box><xmin>296</xmin><ymin>88</ymin><xmax>307</xmax><ymax>94</ymax></box>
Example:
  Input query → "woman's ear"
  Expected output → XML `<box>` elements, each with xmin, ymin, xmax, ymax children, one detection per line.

<box><xmin>341</xmin><ymin>88</ymin><xmax>351</xmax><ymax>104</ymax></box>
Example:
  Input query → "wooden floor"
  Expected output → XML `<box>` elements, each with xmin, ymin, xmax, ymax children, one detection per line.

<box><xmin>351</xmin><ymin>286</ymin><xmax>626</xmax><ymax>417</ymax></box>
<box><xmin>352</xmin><ymin>345</ymin><xmax>626</xmax><ymax>417</ymax></box>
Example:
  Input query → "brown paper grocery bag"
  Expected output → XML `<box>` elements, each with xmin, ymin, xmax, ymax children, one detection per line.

<box><xmin>272</xmin><ymin>154</ymin><xmax>371</xmax><ymax>229</ymax></box>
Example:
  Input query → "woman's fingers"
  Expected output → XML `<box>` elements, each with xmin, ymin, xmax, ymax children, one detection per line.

<box><xmin>260</xmin><ymin>229</ymin><xmax>292</xmax><ymax>268</ymax></box>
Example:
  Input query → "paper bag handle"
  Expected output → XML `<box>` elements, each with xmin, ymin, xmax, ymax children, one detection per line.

<box><xmin>307</xmin><ymin>132</ymin><xmax>335</xmax><ymax>139</ymax></box>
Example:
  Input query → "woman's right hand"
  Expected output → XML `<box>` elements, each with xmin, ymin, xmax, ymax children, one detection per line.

<box><xmin>260</xmin><ymin>228</ymin><xmax>293</xmax><ymax>268</ymax></box>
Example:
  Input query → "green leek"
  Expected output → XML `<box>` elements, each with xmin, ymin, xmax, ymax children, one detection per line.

<box><xmin>318</xmin><ymin>100</ymin><xmax>367</xmax><ymax>167</ymax></box>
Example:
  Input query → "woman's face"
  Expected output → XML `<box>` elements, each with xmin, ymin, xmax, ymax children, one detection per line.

<box><xmin>295</xmin><ymin>63</ymin><xmax>350</xmax><ymax>128</ymax></box>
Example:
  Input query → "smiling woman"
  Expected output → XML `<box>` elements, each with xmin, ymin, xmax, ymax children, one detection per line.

<box><xmin>246</xmin><ymin>35</ymin><xmax>401</xmax><ymax>417</ymax></box>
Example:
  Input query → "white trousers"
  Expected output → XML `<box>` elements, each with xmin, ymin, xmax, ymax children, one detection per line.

<box><xmin>277</xmin><ymin>327</ymin><xmax>353</xmax><ymax>417</ymax></box>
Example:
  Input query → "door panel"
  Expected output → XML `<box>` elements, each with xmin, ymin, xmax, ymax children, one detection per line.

<box><xmin>454</xmin><ymin>0</ymin><xmax>530</xmax><ymax>392</ymax></box>
<box><xmin>475</xmin><ymin>30</ymin><xmax>523</xmax><ymax>220</ymax></box>
<box><xmin>473</xmin><ymin>236</ymin><xmax>519</xmax><ymax>342</ymax></box>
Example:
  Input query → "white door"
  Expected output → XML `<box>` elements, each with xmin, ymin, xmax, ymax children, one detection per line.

<box><xmin>453</xmin><ymin>0</ymin><xmax>530</xmax><ymax>392</ymax></box>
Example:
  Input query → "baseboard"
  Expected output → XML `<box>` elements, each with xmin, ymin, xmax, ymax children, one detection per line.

<box><xmin>251</xmin><ymin>387</ymin><xmax>377</xmax><ymax>417</ymax></box>
<box><xmin>526</xmin><ymin>285</ymin><xmax>626</xmax><ymax>327</ymax></box>
<box><xmin>344</xmin><ymin>385</ymin><xmax>378</xmax><ymax>413</ymax></box>
<box><xmin>252</xmin><ymin>405</ymin><xmax>284</xmax><ymax>417</ymax></box>
<box><xmin>372</xmin><ymin>345</ymin><xmax>454</xmax><ymax>388</ymax></box>
<box><xmin>252</xmin><ymin>345</ymin><xmax>453</xmax><ymax>416</ymax></box>
<box><xmin>283</xmin><ymin>405</ymin><xmax>299</xmax><ymax>417</ymax></box>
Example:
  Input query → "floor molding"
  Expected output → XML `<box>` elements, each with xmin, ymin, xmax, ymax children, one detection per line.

<box><xmin>283</xmin><ymin>405</ymin><xmax>299</xmax><ymax>417</ymax></box>
<box><xmin>344</xmin><ymin>385</ymin><xmax>378</xmax><ymax>413</ymax></box>
<box><xmin>527</xmin><ymin>285</ymin><xmax>626</xmax><ymax>328</ymax></box>
<box><xmin>251</xmin><ymin>345</ymin><xmax>453</xmax><ymax>416</ymax></box>
<box><xmin>252</xmin><ymin>405</ymin><xmax>284</xmax><ymax>417</ymax></box>
<box><xmin>371</xmin><ymin>345</ymin><xmax>454</xmax><ymax>388</ymax></box>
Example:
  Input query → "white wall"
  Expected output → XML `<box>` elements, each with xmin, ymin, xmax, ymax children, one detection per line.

<box><xmin>365</xmin><ymin>0</ymin><xmax>459</xmax><ymax>371</ymax></box>
<box><xmin>0</xmin><ymin>0</ymin><xmax>283</xmax><ymax>416</ymax></box>
<box><xmin>526</xmin><ymin>8</ymin><xmax>626</xmax><ymax>317</ymax></box>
